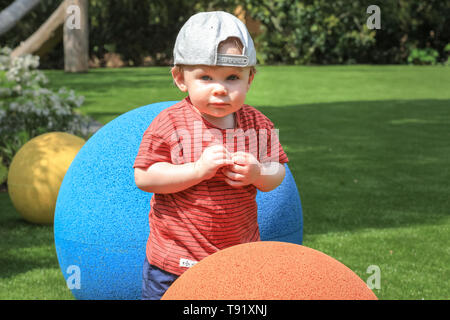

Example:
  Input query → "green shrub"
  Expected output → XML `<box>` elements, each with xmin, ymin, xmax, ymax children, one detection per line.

<box><xmin>0</xmin><ymin>157</ymin><xmax>7</xmax><ymax>186</ymax></box>
<box><xmin>197</xmin><ymin>0</ymin><xmax>450</xmax><ymax>65</ymax></box>
<box><xmin>444</xmin><ymin>44</ymin><xmax>450</xmax><ymax>66</ymax></box>
<box><xmin>407</xmin><ymin>48</ymin><xmax>439</xmax><ymax>65</ymax></box>
<box><xmin>1</xmin><ymin>0</ymin><xmax>449</xmax><ymax>65</ymax></box>
<box><xmin>0</xmin><ymin>47</ymin><xmax>89</xmax><ymax>171</ymax></box>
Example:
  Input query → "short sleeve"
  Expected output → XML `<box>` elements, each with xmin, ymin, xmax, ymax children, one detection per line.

<box><xmin>258</xmin><ymin>120</ymin><xmax>289</xmax><ymax>164</ymax></box>
<box><xmin>133</xmin><ymin>126</ymin><xmax>172</xmax><ymax>169</ymax></box>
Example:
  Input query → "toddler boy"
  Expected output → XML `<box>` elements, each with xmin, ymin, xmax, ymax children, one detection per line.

<box><xmin>134</xmin><ymin>11</ymin><xmax>289</xmax><ymax>299</ymax></box>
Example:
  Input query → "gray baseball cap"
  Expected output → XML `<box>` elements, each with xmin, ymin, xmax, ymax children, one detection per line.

<box><xmin>173</xmin><ymin>11</ymin><xmax>257</xmax><ymax>67</ymax></box>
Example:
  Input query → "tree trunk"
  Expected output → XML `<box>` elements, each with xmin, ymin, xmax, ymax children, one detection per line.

<box><xmin>63</xmin><ymin>0</ymin><xmax>89</xmax><ymax>73</ymax></box>
<box><xmin>0</xmin><ymin>0</ymin><xmax>41</xmax><ymax>36</ymax></box>
<box><xmin>10</xmin><ymin>0</ymin><xmax>66</xmax><ymax>59</ymax></box>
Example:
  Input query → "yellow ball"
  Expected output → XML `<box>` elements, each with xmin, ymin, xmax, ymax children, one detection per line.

<box><xmin>7</xmin><ymin>132</ymin><xmax>85</xmax><ymax>224</ymax></box>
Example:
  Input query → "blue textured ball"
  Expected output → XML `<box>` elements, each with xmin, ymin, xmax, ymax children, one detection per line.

<box><xmin>54</xmin><ymin>101</ymin><xmax>303</xmax><ymax>300</ymax></box>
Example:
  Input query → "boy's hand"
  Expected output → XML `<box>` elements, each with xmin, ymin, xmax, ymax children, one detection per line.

<box><xmin>195</xmin><ymin>144</ymin><xmax>234</xmax><ymax>180</ymax></box>
<box><xmin>222</xmin><ymin>151</ymin><xmax>261</xmax><ymax>188</ymax></box>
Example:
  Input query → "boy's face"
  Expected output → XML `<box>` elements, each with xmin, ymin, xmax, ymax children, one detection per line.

<box><xmin>172</xmin><ymin>44</ymin><xmax>254</xmax><ymax>119</ymax></box>
<box><xmin>173</xmin><ymin>65</ymin><xmax>254</xmax><ymax>119</ymax></box>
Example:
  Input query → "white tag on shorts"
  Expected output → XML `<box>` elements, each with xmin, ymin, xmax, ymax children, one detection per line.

<box><xmin>179</xmin><ymin>258</ymin><xmax>198</xmax><ymax>268</ymax></box>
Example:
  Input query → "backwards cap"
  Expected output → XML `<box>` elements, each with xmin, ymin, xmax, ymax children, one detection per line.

<box><xmin>173</xmin><ymin>11</ymin><xmax>257</xmax><ymax>67</ymax></box>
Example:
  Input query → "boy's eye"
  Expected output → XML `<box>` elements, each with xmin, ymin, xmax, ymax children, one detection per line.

<box><xmin>201</xmin><ymin>75</ymin><xmax>212</xmax><ymax>80</ymax></box>
<box><xmin>227</xmin><ymin>75</ymin><xmax>239</xmax><ymax>80</ymax></box>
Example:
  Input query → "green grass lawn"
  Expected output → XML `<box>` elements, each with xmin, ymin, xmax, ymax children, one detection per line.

<box><xmin>1</xmin><ymin>65</ymin><xmax>449</xmax><ymax>299</ymax></box>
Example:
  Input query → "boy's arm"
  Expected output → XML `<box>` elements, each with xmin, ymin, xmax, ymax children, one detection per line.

<box><xmin>135</xmin><ymin>144</ymin><xmax>234</xmax><ymax>194</ymax></box>
<box><xmin>134</xmin><ymin>162</ymin><xmax>202</xmax><ymax>194</ymax></box>
<box><xmin>252</xmin><ymin>162</ymin><xmax>286</xmax><ymax>192</ymax></box>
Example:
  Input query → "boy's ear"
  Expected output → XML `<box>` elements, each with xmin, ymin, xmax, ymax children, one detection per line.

<box><xmin>171</xmin><ymin>67</ymin><xmax>188</xmax><ymax>92</ymax></box>
<box><xmin>246</xmin><ymin>70</ymin><xmax>255</xmax><ymax>91</ymax></box>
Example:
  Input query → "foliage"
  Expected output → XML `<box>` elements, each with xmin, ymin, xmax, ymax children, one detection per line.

<box><xmin>0</xmin><ymin>47</ymin><xmax>89</xmax><ymax>173</ymax></box>
<box><xmin>0</xmin><ymin>157</ymin><xmax>6</xmax><ymax>185</ymax></box>
<box><xmin>88</xmin><ymin>0</ymin><xmax>199</xmax><ymax>66</ymax></box>
<box><xmin>407</xmin><ymin>48</ymin><xmax>439</xmax><ymax>65</ymax></box>
<box><xmin>0</xmin><ymin>0</ymin><xmax>199</xmax><ymax>68</ymax></box>
<box><xmin>199</xmin><ymin>0</ymin><xmax>450</xmax><ymax>65</ymax></box>
<box><xmin>444</xmin><ymin>44</ymin><xmax>450</xmax><ymax>66</ymax></box>
<box><xmin>0</xmin><ymin>0</ymin><xmax>63</xmax><ymax>68</ymax></box>
<box><xmin>0</xmin><ymin>0</ymin><xmax>449</xmax><ymax>66</ymax></box>
<box><xmin>245</xmin><ymin>0</ymin><xmax>377</xmax><ymax>65</ymax></box>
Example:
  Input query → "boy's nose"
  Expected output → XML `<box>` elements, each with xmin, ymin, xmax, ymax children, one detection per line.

<box><xmin>212</xmin><ymin>82</ymin><xmax>227</xmax><ymax>95</ymax></box>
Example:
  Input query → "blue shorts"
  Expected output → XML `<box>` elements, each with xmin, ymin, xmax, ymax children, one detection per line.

<box><xmin>141</xmin><ymin>258</ymin><xmax>179</xmax><ymax>300</ymax></box>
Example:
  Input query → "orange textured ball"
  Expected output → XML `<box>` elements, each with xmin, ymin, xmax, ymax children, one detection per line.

<box><xmin>162</xmin><ymin>241</ymin><xmax>377</xmax><ymax>300</ymax></box>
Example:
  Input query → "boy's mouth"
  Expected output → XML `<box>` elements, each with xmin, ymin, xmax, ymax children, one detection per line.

<box><xmin>209</xmin><ymin>102</ymin><xmax>229</xmax><ymax>107</ymax></box>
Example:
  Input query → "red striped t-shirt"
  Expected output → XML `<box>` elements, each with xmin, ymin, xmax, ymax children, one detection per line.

<box><xmin>133</xmin><ymin>97</ymin><xmax>289</xmax><ymax>275</ymax></box>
